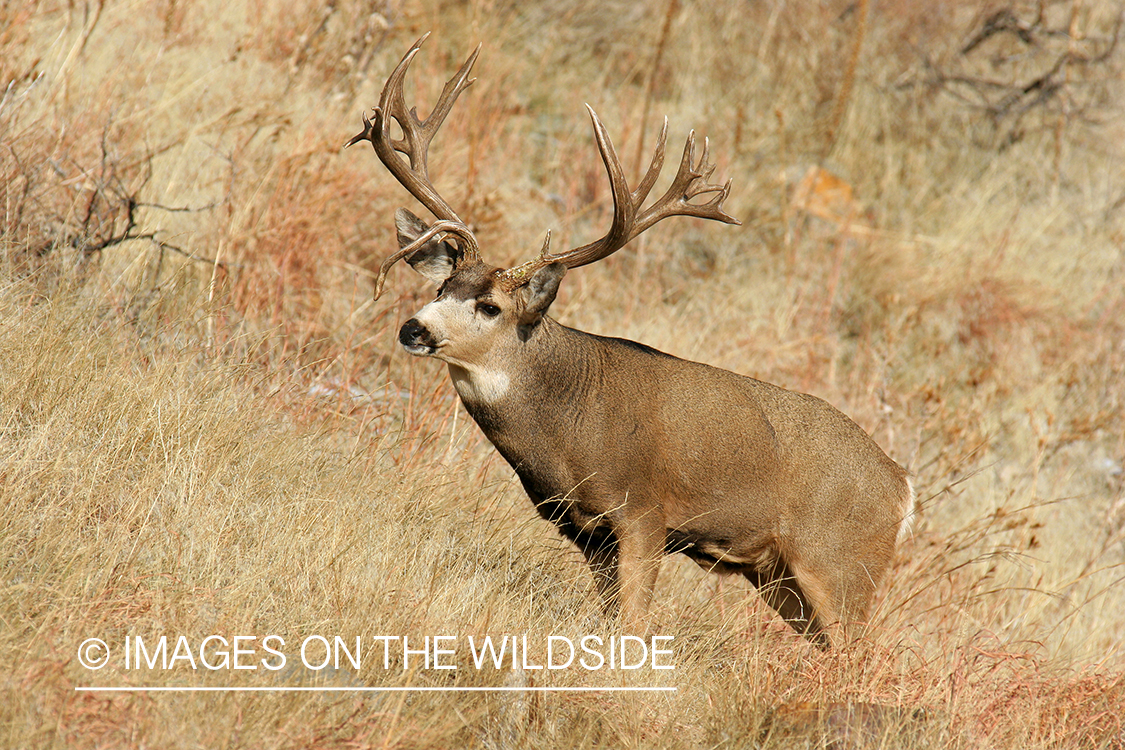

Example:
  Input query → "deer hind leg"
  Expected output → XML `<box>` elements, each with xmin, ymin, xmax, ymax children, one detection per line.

<box><xmin>800</xmin><ymin>553</ymin><xmax>883</xmax><ymax>640</ymax></box>
<box><xmin>742</xmin><ymin>557</ymin><xmax>830</xmax><ymax>649</ymax></box>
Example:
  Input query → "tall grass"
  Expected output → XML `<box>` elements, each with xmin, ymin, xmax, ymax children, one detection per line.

<box><xmin>2</xmin><ymin>0</ymin><xmax>1124</xmax><ymax>747</ymax></box>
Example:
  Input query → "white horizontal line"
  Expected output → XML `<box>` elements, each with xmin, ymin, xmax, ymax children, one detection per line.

<box><xmin>75</xmin><ymin>686</ymin><xmax>676</xmax><ymax>693</ymax></box>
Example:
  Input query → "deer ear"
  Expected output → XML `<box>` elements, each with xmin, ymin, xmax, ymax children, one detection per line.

<box><xmin>395</xmin><ymin>208</ymin><xmax>459</xmax><ymax>284</ymax></box>
<box><xmin>517</xmin><ymin>262</ymin><xmax>566</xmax><ymax>340</ymax></box>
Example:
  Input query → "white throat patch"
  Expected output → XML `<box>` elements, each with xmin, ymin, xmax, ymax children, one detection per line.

<box><xmin>450</xmin><ymin>364</ymin><xmax>511</xmax><ymax>404</ymax></box>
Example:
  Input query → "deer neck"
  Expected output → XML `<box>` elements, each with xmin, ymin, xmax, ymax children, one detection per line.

<box><xmin>446</xmin><ymin>317</ymin><xmax>595</xmax><ymax>429</ymax></box>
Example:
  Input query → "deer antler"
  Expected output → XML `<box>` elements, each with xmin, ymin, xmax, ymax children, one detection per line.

<box><xmin>352</xmin><ymin>37</ymin><xmax>739</xmax><ymax>299</ymax></box>
<box><xmin>497</xmin><ymin>106</ymin><xmax>740</xmax><ymax>290</ymax></box>
<box><xmin>347</xmin><ymin>33</ymin><xmax>482</xmax><ymax>298</ymax></box>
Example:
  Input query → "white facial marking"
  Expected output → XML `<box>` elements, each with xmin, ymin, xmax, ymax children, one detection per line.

<box><xmin>411</xmin><ymin>296</ymin><xmax>470</xmax><ymax>339</ymax></box>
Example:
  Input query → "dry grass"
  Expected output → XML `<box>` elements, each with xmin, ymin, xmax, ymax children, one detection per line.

<box><xmin>2</xmin><ymin>0</ymin><xmax>1124</xmax><ymax>747</ymax></box>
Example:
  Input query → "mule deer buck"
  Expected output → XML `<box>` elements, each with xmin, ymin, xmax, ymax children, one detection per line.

<box><xmin>348</xmin><ymin>35</ymin><xmax>915</xmax><ymax>646</ymax></box>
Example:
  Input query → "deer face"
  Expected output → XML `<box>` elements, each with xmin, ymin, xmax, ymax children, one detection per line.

<box><xmin>394</xmin><ymin>209</ymin><xmax>565</xmax><ymax>398</ymax></box>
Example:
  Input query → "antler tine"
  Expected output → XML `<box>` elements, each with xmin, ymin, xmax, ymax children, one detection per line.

<box><xmin>567</xmin><ymin>105</ymin><xmax>639</xmax><ymax>265</ymax></box>
<box><xmin>346</xmin><ymin>34</ymin><xmax>481</xmax><ymax>248</ymax></box>
<box><xmin>372</xmin><ymin>220</ymin><xmax>480</xmax><ymax>301</ymax></box>
<box><xmin>632</xmin><ymin>117</ymin><xmax>668</xmax><ymax>207</ymax></box>
<box><xmin>630</xmin><ymin>131</ymin><xmax>740</xmax><ymax>238</ymax></box>
<box><xmin>412</xmin><ymin>43</ymin><xmax>481</xmax><ymax>172</ymax></box>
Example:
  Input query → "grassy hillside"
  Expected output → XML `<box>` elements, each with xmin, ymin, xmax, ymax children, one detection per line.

<box><xmin>2</xmin><ymin>0</ymin><xmax>1123</xmax><ymax>747</ymax></box>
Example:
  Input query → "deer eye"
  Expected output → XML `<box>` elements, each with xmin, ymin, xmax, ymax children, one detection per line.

<box><xmin>476</xmin><ymin>302</ymin><xmax>501</xmax><ymax>318</ymax></box>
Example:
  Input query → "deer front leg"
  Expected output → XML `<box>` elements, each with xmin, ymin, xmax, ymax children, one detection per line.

<box><xmin>614</xmin><ymin>509</ymin><xmax>666</xmax><ymax>632</ymax></box>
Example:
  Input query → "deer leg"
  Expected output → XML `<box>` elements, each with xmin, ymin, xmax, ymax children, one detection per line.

<box><xmin>614</xmin><ymin>513</ymin><xmax>665</xmax><ymax>632</ymax></box>
<box><xmin>742</xmin><ymin>558</ymin><xmax>829</xmax><ymax>649</ymax></box>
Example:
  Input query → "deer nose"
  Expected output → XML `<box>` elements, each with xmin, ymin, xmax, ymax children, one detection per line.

<box><xmin>399</xmin><ymin>318</ymin><xmax>436</xmax><ymax>351</ymax></box>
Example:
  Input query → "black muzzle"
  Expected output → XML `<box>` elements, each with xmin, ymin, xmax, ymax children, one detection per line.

<box><xmin>399</xmin><ymin>318</ymin><xmax>437</xmax><ymax>353</ymax></box>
